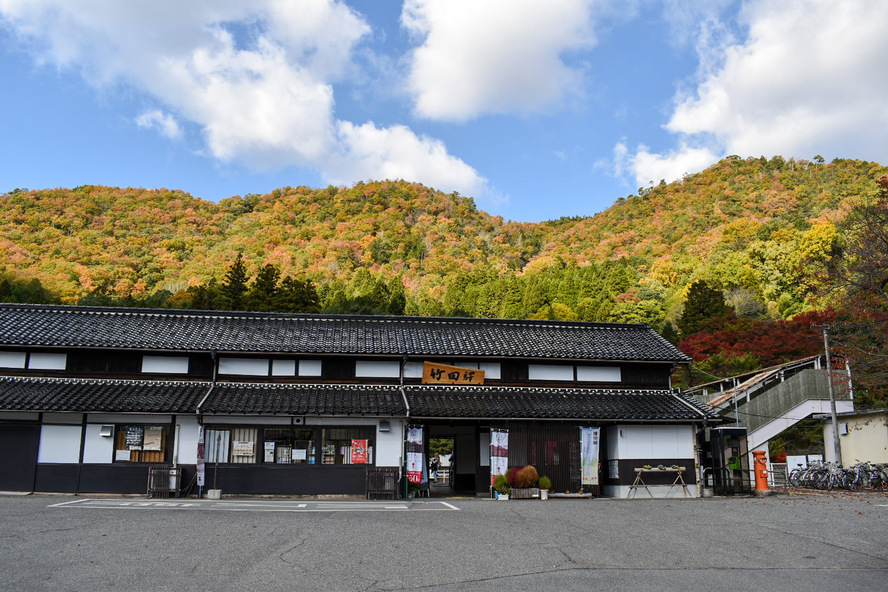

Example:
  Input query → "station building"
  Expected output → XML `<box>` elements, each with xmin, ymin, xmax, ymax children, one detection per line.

<box><xmin>0</xmin><ymin>304</ymin><xmax>717</xmax><ymax>498</ymax></box>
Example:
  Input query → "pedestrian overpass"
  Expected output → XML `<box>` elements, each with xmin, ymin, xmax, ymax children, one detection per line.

<box><xmin>684</xmin><ymin>355</ymin><xmax>855</xmax><ymax>455</ymax></box>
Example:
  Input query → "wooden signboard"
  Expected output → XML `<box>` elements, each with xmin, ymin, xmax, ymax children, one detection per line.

<box><xmin>422</xmin><ymin>361</ymin><xmax>485</xmax><ymax>385</ymax></box>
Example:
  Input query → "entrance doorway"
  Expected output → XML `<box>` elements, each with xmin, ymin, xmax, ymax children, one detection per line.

<box><xmin>425</xmin><ymin>424</ymin><xmax>479</xmax><ymax>496</ymax></box>
<box><xmin>429</xmin><ymin>436</ymin><xmax>453</xmax><ymax>493</ymax></box>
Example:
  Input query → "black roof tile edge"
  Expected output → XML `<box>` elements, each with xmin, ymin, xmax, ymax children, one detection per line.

<box><xmin>0</xmin><ymin>302</ymin><xmax>656</xmax><ymax>329</ymax></box>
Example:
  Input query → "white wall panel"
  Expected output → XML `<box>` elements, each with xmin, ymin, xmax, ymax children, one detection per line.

<box><xmin>355</xmin><ymin>360</ymin><xmax>400</xmax><ymax>378</ymax></box>
<box><xmin>272</xmin><ymin>359</ymin><xmax>296</xmax><ymax>376</ymax></box>
<box><xmin>142</xmin><ymin>355</ymin><xmax>189</xmax><ymax>374</ymax></box>
<box><xmin>38</xmin><ymin>424</ymin><xmax>82</xmax><ymax>463</ymax></box>
<box><xmin>82</xmin><ymin>424</ymin><xmax>115</xmax><ymax>464</ymax></box>
<box><xmin>577</xmin><ymin>366</ymin><xmax>621</xmax><ymax>382</ymax></box>
<box><xmin>376</xmin><ymin>421</ymin><xmax>403</xmax><ymax>467</ymax></box>
<box><xmin>607</xmin><ymin>424</ymin><xmax>694</xmax><ymax>460</ymax></box>
<box><xmin>298</xmin><ymin>359</ymin><xmax>322</xmax><ymax>377</ymax></box>
<box><xmin>0</xmin><ymin>351</ymin><xmax>26</xmax><ymax>369</ymax></box>
<box><xmin>28</xmin><ymin>353</ymin><xmax>67</xmax><ymax>370</ymax></box>
<box><xmin>175</xmin><ymin>416</ymin><xmax>199</xmax><ymax>465</ymax></box>
<box><xmin>528</xmin><ymin>364</ymin><xmax>573</xmax><ymax>381</ymax></box>
<box><xmin>403</xmin><ymin>362</ymin><xmax>424</xmax><ymax>379</ymax></box>
<box><xmin>478</xmin><ymin>363</ymin><xmax>501</xmax><ymax>380</ymax></box>
<box><xmin>219</xmin><ymin>357</ymin><xmax>269</xmax><ymax>376</ymax></box>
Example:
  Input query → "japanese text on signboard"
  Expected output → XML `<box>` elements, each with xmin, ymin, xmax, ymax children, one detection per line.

<box><xmin>421</xmin><ymin>362</ymin><xmax>485</xmax><ymax>385</ymax></box>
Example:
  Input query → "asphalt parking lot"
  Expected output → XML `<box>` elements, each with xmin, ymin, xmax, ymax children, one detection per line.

<box><xmin>1</xmin><ymin>490</ymin><xmax>886</xmax><ymax>591</ymax></box>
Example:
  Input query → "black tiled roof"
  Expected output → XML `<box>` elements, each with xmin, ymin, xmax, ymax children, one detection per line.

<box><xmin>0</xmin><ymin>377</ymin><xmax>715</xmax><ymax>421</ymax></box>
<box><xmin>201</xmin><ymin>383</ymin><xmax>406</xmax><ymax>416</ymax></box>
<box><xmin>0</xmin><ymin>304</ymin><xmax>690</xmax><ymax>362</ymax></box>
<box><xmin>0</xmin><ymin>376</ymin><xmax>207</xmax><ymax>413</ymax></box>
<box><xmin>404</xmin><ymin>386</ymin><xmax>717</xmax><ymax>421</ymax></box>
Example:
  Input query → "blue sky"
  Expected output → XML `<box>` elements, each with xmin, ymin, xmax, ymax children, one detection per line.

<box><xmin>1</xmin><ymin>1</ymin><xmax>886</xmax><ymax>223</ymax></box>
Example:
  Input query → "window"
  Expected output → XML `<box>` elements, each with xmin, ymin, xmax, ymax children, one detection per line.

<box><xmin>321</xmin><ymin>427</ymin><xmax>374</xmax><ymax>465</ymax></box>
<box><xmin>205</xmin><ymin>427</ymin><xmax>258</xmax><ymax>464</ymax></box>
<box><xmin>114</xmin><ymin>425</ymin><xmax>169</xmax><ymax>463</ymax></box>
<box><xmin>263</xmin><ymin>427</ymin><xmax>316</xmax><ymax>464</ymax></box>
<box><xmin>142</xmin><ymin>355</ymin><xmax>189</xmax><ymax>374</ymax></box>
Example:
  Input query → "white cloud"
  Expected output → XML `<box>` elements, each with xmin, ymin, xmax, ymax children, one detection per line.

<box><xmin>631</xmin><ymin>143</ymin><xmax>720</xmax><ymax>187</ymax></box>
<box><xmin>402</xmin><ymin>0</ymin><xmax>596</xmax><ymax>121</ymax></box>
<box><xmin>135</xmin><ymin>109</ymin><xmax>181</xmax><ymax>140</ymax></box>
<box><xmin>0</xmin><ymin>0</ymin><xmax>489</xmax><ymax>197</ymax></box>
<box><xmin>333</xmin><ymin>121</ymin><xmax>487</xmax><ymax>196</ymax></box>
<box><xmin>626</xmin><ymin>0</ymin><xmax>888</xmax><ymax>186</ymax></box>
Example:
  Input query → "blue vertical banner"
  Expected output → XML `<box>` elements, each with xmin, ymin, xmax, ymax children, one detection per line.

<box><xmin>580</xmin><ymin>427</ymin><xmax>600</xmax><ymax>486</ymax></box>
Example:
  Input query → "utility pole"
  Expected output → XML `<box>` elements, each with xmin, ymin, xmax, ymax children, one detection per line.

<box><xmin>813</xmin><ymin>324</ymin><xmax>842</xmax><ymax>464</ymax></box>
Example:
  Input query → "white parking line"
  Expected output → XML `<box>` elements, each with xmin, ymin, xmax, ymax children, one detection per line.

<box><xmin>48</xmin><ymin>498</ymin><xmax>459</xmax><ymax>512</ymax></box>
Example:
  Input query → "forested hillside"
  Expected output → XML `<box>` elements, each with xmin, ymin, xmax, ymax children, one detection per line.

<box><xmin>2</xmin><ymin>156</ymin><xmax>887</xmax><ymax>407</ymax></box>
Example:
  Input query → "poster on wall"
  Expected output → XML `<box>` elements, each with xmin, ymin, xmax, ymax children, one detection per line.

<box><xmin>608</xmin><ymin>459</ymin><xmax>619</xmax><ymax>479</ymax></box>
<box><xmin>233</xmin><ymin>441</ymin><xmax>254</xmax><ymax>456</ymax></box>
<box><xmin>143</xmin><ymin>427</ymin><xmax>163</xmax><ymax>451</ymax></box>
<box><xmin>580</xmin><ymin>427</ymin><xmax>601</xmax><ymax>486</ymax></box>
<box><xmin>407</xmin><ymin>426</ymin><xmax>425</xmax><ymax>484</ymax></box>
<box><xmin>125</xmin><ymin>426</ymin><xmax>144</xmax><ymax>450</ymax></box>
<box><xmin>490</xmin><ymin>429</ymin><xmax>509</xmax><ymax>485</ymax></box>
<box><xmin>264</xmin><ymin>442</ymin><xmax>276</xmax><ymax>463</ymax></box>
<box><xmin>351</xmin><ymin>439</ymin><xmax>368</xmax><ymax>464</ymax></box>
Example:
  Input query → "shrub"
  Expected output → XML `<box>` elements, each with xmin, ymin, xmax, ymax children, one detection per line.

<box><xmin>516</xmin><ymin>465</ymin><xmax>539</xmax><ymax>488</ymax></box>
<box><xmin>538</xmin><ymin>475</ymin><xmax>552</xmax><ymax>490</ymax></box>
<box><xmin>505</xmin><ymin>467</ymin><xmax>521</xmax><ymax>488</ymax></box>
<box><xmin>493</xmin><ymin>474</ymin><xmax>510</xmax><ymax>494</ymax></box>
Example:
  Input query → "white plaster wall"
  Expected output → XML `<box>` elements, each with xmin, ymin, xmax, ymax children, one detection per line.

<box><xmin>82</xmin><ymin>424</ymin><xmax>115</xmax><ymax>464</ymax></box>
<box><xmin>606</xmin><ymin>424</ymin><xmax>695</xmax><ymax>460</ymax></box>
<box><xmin>38</xmin><ymin>424</ymin><xmax>82</xmax><ymax>463</ymax></box>
<box><xmin>175</xmin><ymin>416</ymin><xmax>200</xmax><ymax>465</ymax></box>
<box><xmin>376</xmin><ymin>420</ymin><xmax>404</xmax><ymax>467</ymax></box>
<box><xmin>840</xmin><ymin>414</ymin><xmax>888</xmax><ymax>464</ymax></box>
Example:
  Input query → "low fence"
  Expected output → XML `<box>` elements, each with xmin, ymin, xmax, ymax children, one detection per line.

<box><xmin>366</xmin><ymin>467</ymin><xmax>400</xmax><ymax>500</ymax></box>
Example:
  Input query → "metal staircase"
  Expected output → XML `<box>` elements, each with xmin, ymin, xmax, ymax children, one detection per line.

<box><xmin>684</xmin><ymin>355</ymin><xmax>855</xmax><ymax>451</ymax></box>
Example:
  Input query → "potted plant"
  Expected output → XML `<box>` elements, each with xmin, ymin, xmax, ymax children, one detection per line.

<box><xmin>509</xmin><ymin>465</ymin><xmax>541</xmax><ymax>499</ymax></box>
<box><xmin>538</xmin><ymin>475</ymin><xmax>552</xmax><ymax>500</ymax></box>
<box><xmin>493</xmin><ymin>474</ymin><xmax>510</xmax><ymax>500</ymax></box>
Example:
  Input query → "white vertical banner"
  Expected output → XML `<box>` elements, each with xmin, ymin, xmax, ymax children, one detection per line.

<box><xmin>490</xmin><ymin>429</ymin><xmax>509</xmax><ymax>485</ymax></box>
<box><xmin>196</xmin><ymin>425</ymin><xmax>206</xmax><ymax>487</ymax></box>
<box><xmin>407</xmin><ymin>426</ymin><xmax>425</xmax><ymax>484</ymax></box>
<box><xmin>581</xmin><ymin>427</ymin><xmax>600</xmax><ymax>486</ymax></box>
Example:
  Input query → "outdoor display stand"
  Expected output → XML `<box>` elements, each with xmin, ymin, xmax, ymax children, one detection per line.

<box><xmin>627</xmin><ymin>466</ymin><xmax>690</xmax><ymax>498</ymax></box>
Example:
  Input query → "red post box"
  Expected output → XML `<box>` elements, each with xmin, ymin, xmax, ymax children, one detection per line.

<box><xmin>752</xmin><ymin>449</ymin><xmax>769</xmax><ymax>492</ymax></box>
